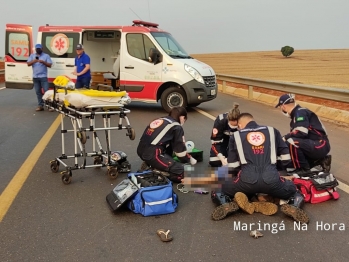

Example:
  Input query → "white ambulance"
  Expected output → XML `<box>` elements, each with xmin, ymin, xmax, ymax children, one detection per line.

<box><xmin>5</xmin><ymin>20</ymin><xmax>217</xmax><ymax>112</ymax></box>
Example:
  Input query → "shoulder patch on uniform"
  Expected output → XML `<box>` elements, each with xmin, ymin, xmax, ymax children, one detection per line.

<box><xmin>296</xmin><ymin>116</ymin><xmax>304</xmax><ymax>121</ymax></box>
<box><xmin>150</xmin><ymin>119</ymin><xmax>164</xmax><ymax>128</ymax></box>
<box><xmin>247</xmin><ymin>132</ymin><xmax>265</xmax><ymax>146</ymax></box>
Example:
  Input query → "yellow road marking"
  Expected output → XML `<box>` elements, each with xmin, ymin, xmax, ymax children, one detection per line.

<box><xmin>0</xmin><ymin>116</ymin><xmax>61</xmax><ymax>222</ymax></box>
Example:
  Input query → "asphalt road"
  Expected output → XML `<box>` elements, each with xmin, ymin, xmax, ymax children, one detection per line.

<box><xmin>1</xmin><ymin>88</ymin><xmax>349</xmax><ymax>262</ymax></box>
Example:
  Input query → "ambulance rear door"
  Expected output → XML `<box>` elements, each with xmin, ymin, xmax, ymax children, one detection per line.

<box><xmin>5</xmin><ymin>24</ymin><xmax>33</xmax><ymax>89</ymax></box>
<box><xmin>40</xmin><ymin>30</ymin><xmax>81</xmax><ymax>87</ymax></box>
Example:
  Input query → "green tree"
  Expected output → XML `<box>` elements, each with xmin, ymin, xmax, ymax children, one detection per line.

<box><xmin>281</xmin><ymin>46</ymin><xmax>294</xmax><ymax>57</ymax></box>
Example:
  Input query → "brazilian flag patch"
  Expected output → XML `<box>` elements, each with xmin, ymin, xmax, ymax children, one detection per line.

<box><xmin>296</xmin><ymin>116</ymin><xmax>304</xmax><ymax>121</ymax></box>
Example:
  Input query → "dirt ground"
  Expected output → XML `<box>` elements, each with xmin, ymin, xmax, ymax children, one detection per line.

<box><xmin>192</xmin><ymin>49</ymin><xmax>349</xmax><ymax>110</ymax></box>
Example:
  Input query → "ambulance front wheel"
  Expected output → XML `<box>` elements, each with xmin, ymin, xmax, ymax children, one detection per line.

<box><xmin>161</xmin><ymin>87</ymin><xmax>187</xmax><ymax>113</ymax></box>
<box><xmin>107</xmin><ymin>168</ymin><xmax>119</xmax><ymax>179</ymax></box>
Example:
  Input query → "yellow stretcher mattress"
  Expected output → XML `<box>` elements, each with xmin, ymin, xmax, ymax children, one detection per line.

<box><xmin>56</xmin><ymin>89</ymin><xmax>127</xmax><ymax>98</ymax></box>
<box><xmin>44</xmin><ymin>75</ymin><xmax>131</xmax><ymax>108</ymax></box>
<box><xmin>43</xmin><ymin>90</ymin><xmax>131</xmax><ymax>108</ymax></box>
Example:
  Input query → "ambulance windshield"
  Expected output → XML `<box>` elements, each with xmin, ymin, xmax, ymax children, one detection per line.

<box><xmin>151</xmin><ymin>32</ymin><xmax>192</xmax><ymax>59</ymax></box>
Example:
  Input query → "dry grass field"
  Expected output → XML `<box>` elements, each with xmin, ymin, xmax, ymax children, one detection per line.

<box><xmin>192</xmin><ymin>49</ymin><xmax>349</xmax><ymax>89</ymax></box>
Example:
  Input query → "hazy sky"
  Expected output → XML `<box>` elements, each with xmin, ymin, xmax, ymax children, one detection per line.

<box><xmin>1</xmin><ymin>0</ymin><xmax>348</xmax><ymax>56</ymax></box>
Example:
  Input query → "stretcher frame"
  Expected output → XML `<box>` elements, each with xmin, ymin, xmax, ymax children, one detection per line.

<box><xmin>44</xmin><ymin>85</ymin><xmax>135</xmax><ymax>185</ymax></box>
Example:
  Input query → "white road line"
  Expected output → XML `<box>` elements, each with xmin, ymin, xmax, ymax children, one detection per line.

<box><xmin>194</xmin><ymin>107</ymin><xmax>349</xmax><ymax>195</ymax></box>
<box><xmin>338</xmin><ymin>181</ymin><xmax>349</xmax><ymax>194</ymax></box>
<box><xmin>193</xmin><ymin>107</ymin><xmax>216</xmax><ymax>120</ymax></box>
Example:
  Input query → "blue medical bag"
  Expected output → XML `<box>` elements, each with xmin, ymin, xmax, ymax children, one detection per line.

<box><xmin>127</xmin><ymin>171</ymin><xmax>178</xmax><ymax>217</ymax></box>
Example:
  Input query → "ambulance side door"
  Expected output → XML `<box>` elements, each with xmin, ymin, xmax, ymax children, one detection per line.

<box><xmin>5</xmin><ymin>24</ymin><xmax>33</xmax><ymax>89</ymax></box>
<box><xmin>120</xmin><ymin>33</ymin><xmax>162</xmax><ymax>101</ymax></box>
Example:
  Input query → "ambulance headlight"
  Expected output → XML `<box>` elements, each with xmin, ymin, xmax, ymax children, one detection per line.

<box><xmin>184</xmin><ymin>64</ymin><xmax>204</xmax><ymax>85</ymax></box>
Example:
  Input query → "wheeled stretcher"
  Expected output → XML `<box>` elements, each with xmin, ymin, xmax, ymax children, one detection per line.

<box><xmin>43</xmin><ymin>76</ymin><xmax>135</xmax><ymax>185</ymax></box>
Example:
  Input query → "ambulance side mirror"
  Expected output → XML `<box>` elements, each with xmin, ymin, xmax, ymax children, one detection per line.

<box><xmin>148</xmin><ymin>48</ymin><xmax>162</xmax><ymax>65</ymax></box>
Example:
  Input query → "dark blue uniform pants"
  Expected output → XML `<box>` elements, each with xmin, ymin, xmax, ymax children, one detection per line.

<box><xmin>286</xmin><ymin>138</ymin><xmax>330</xmax><ymax>169</ymax></box>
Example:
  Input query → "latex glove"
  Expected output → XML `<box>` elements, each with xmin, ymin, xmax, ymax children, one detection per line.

<box><xmin>221</xmin><ymin>157</ymin><xmax>228</xmax><ymax>166</ymax></box>
<box><xmin>217</xmin><ymin>153</ymin><xmax>225</xmax><ymax>162</ymax></box>
<box><xmin>190</xmin><ymin>156</ymin><xmax>197</xmax><ymax>165</ymax></box>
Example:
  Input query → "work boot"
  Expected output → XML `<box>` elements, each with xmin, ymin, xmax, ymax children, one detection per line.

<box><xmin>258</xmin><ymin>194</ymin><xmax>280</xmax><ymax>205</ymax></box>
<box><xmin>211</xmin><ymin>192</ymin><xmax>239</xmax><ymax>221</ymax></box>
<box><xmin>252</xmin><ymin>202</ymin><xmax>278</xmax><ymax>215</ymax></box>
<box><xmin>36</xmin><ymin>106</ymin><xmax>44</xmax><ymax>111</ymax></box>
<box><xmin>234</xmin><ymin>192</ymin><xmax>255</xmax><ymax>214</ymax></box>
<box><xmin>281</xmin><ymin>191</ymin><xmax>309</xmax><ymax>224</ymax></box>
<box><xmin>235</xmin><ymin>192</ymin><xmax>278</xmax><ymax>215</ymax></box>
<box><xmin>320</xmin><ymin>155</ymin><xmax>332</xmax><ymax>172</ymax></box>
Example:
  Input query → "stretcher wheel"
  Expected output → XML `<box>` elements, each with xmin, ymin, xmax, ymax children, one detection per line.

<box><xmin>77</xmin><ymin>130</ymin><xmax>87</xmax><ymax>144</ymax></box>
<box><xmin>93</xmin><ymin>156</ymin><xmax>103</xmax><ymax>166</ymax></box>
<box><xmin>128</xmin><ymin>128</ymin><xmax>136</xmax><ymax>140</ymax></box>
<box><xmin>50</xmin><ymin>160</ymin><xmax>60</xmax><ymax>173</ymax></box>
<box><xmin>107</xmin><ymin>168</ymin><xmax>119</xmax><ymax>179</ymax></box>
<box><xmin>61</xmin><ymin>171</ymin><xmax>72</xmax><ymax>185</ymax></box>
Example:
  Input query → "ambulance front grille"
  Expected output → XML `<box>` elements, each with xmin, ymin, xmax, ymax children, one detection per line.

<box><xmin>203</xmin><ymin>75</ymin><xmax>216</xmax><ymax>88</ymax></box>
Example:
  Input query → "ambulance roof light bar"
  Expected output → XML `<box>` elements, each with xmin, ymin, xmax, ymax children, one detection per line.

<box><xmin>132</xmin><ymin>20</ymin><xmax>159</xmax><ymax>28</ymax></box>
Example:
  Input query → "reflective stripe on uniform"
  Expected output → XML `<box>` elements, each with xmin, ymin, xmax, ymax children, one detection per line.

<box><xmin>151</xmin><ymin>122</ymin><xmax>180</xmax><ymax>145</ymax></box>
<box><xmin>175</xmin><ymin>151</ymin><xmax>187</xmax><ymax>157</ymax></box>
<box><xmin>286</xmin><ymin>138</ymin><xmax>299</xmax><ymax>148</ymax></box>
<box><xmin>267</xmin><ymin>126</ymin><xmax>276</xmax><ymax>164</ymax></box>
<box><xmin>211</xmin><ymin>139</ymin><xmax>224</xmax><ymax>144</ymax></box>
<box><xmin>228</xmin><ymin>161</ymin><xmax>240</xmax><ymax>168</ymax></box>
<box><xmin>279</xmin><ymin>153</ymin><xmax>291</xmax><ymax>161</ymax></box>
<box><xmin>233</xmin><ymin>131</ymin><xmax>247</xmax><ymax>164</ymax></box>
<box><xmin>292</xmin><ymin>126</ymin><xmax>308</xmax><ymax>134</ymax></box>
<box><xmin>318</xmin><ymin>118</ymin><xmax>328</xmax><ymax>135</ymax></box>
<box><xmin>235</xmin><ymin>127</ymin><xmax>278</xmax><ymax>165</ymax></box>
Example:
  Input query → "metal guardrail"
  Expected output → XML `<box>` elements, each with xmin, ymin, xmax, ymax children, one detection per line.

<box><xmin>216</xmin><ymin>74</ymin><xmax>349</xmax><ymax>103</ymax></box>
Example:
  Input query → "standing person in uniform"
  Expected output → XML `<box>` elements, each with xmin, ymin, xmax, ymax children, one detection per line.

<box><xmin>27</xmin><ymin>44</ymin><xmax>53</xmax><ymax>111</ymax></box>
<box><xmin>137</xmin><ymin>107</ymin><xmax>197</xmax><ymax>183</ymax></box>
<box><xmin>275</xmin><ymin>94</ymin><xmax>331</xmax><ymax>175</ymax></box>
<box><xmin>73</xmin><ymin>44</ymin><xmax>91</xmax><ymax>89</ymax></box>
<box><xmin>209</xmin><ymin>103</ymin><xmax>240</xmax><ymax>167</ymax></box>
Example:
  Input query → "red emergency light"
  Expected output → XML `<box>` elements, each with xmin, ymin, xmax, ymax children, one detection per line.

<box><xmin>132</xmin><ymin>20</ymin><xmax>159</xmax><ymax>28</ymax></box>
